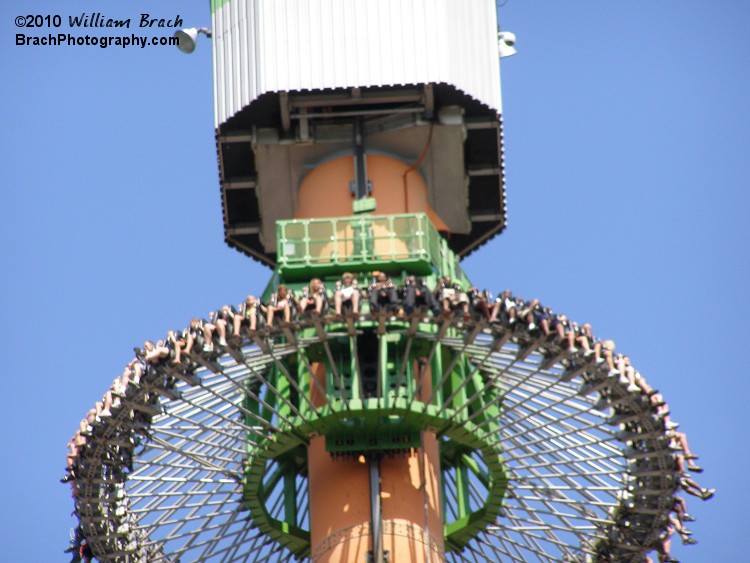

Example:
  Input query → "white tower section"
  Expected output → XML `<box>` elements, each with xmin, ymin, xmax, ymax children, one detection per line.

<box><xmin>212</xmin><ymin>0</ymin><xmax>502</xmax><ymax>126</ymax></box>
<box><xmin>212</xmin><ymin>0</ymin><xmax>508</xmax><ymax>266</ymax></box>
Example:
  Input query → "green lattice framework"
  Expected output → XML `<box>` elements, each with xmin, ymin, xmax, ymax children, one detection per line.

<box><xmin>240</xmin><ymin>213</ymin><xmax>508</xmax><ymax>557</ymax></box>
<box><xmin>241</xmin><ymin>325</ymin><xmax>508</xmax><ymax>557</ymax></box>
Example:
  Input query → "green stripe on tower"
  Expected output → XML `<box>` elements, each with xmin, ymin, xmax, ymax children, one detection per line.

<box><xmin>211</xmin><ymin>0</ymin><xmax>234</xmax><ymax>14</ymax></box>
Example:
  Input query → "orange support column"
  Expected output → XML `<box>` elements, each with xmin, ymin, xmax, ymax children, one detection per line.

<box><xmin>307</xmin><ymin>359</ymin><xmax>445</xmax><ymax>562</ymax></box>
<box><xmin>308</xmin><ymin>436</ymin><xmax>444</xmax><ymax>562</ymax></box>
<box><xmin>295</xmin><ymin>154</ymin><xmax>449</xmax><ymax>233</ymax></box>
<box><xmin>301</xmin><ymin>155</ymin><xmax>447</xmax><ymax>561</ymax></box>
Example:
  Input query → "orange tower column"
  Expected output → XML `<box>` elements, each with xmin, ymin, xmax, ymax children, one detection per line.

<box><xmin>295</xmin><ymin>154</ymin><xmax>448</xmax><ymax>233</ymax></box>
<box><xmin>307</xmin><ymin>363</ymin><xmax>445</xmax><ymax>562</ymax></box>
<box><xmin>297</xmin><ymin>153</ymin><xmax>448</xmax><ymax>561</ymax></box>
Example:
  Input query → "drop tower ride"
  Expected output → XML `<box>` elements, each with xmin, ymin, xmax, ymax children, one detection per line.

<box><xmin>214</xmin><ymin>3</ymin><xmax>508</xmax><ymax>560</ymax></box>
<box><xmin>65</xmin><ymin>2</ymin><xmax>711</xmax><ymax>562</ymax></box>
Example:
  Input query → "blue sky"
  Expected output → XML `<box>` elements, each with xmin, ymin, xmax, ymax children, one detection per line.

<box><xmin>2</xmin><ymin>1</ymin><xmax>747</xmax><ymax>560</ymax></box>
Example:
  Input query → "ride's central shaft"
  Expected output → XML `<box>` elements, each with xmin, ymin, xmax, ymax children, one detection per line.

<box><xmin>368</xmin><ymin>455</ymin><xmax>384</xmax><ymax>563</ymax></box>
<box><xmin>308</xmin><ymin>434</ymin><xmax>445</xmax><ymax>562</ymax></box>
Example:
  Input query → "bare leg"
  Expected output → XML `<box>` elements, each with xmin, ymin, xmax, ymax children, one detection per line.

<box><xmin>658</xmin><ymin>530</ymin><xmax>673</xmax><ymax>562</ymax></box>
<box><xmin>172</xmin><ymin>341</ymin><xmax>184</xmax><ymax>364</ymax></box>
<box><xmin>576</xmin><ymin>335</ymin><xmax>591</xmax><ymax>352</ymax></box>
<box><xmin>673</xmin><ymin>431</ymin><xmax>694</xmax><ymax>457</ymax></box>
<box><xmin>604</xmin><ymin>350</ymin><xmax>616</xmax><ymax>372</ymax></box>
<box><xmin>566</xmin><ymin>329</ymin><xmax>576</xmax><ymax>350</ymax></box>
<box><xmin>66</xmin><ymin>444</ymin><xmax>78</xmax><ymax>471</ymax></box>
<box><xmin>508</xmin><ymin>308</ymin><xmax>517</xmax><ymax>324</ymax></box>
<box><xmin>594</xmin><ymin>342</ymin><xmax>606</xmax><ymax>365</ymax></box>
<box><xmin>101</xmin><ymin>392</ymin><xmax>114</xmax><ymax>416</ymax></box>
<box><xmin>120</xmin><ymin>368</ymin><xmax>132</xmax><ymax>388</ymax></box>
<box><xmin>202</xmin><ymin>323</ymin><xmax>216</xmax><ymax>350</ymax></box>
<box><xmin>145</xmin><ymin>346</ymin><xmax>169</xmax><ymax>364</ymax></box>
<box><xmin>635</xmin><ymin>373</ymin><xmax>652</xmax><ymax>394</ymax></box>
<box><xmin>488</xmin><ymin>302</ymin><xmax>500</xmax><ymax>323</ymax></box>
<box><xmin>216</xmin><ymin>319</ymin><xmax>227</xmax><ymax>344</ymax></box>
<box><xmin>183</xmin><ymin>334</ymin><xmax>195</xmax><ymax>355</ymax></box>
<box><xmin>334</xmin><ymin>292</ymin><xmax>342</xmax><ymax>315</ymax></box>
<box><xmin>555</xmin><ymin>322</ymin><xmax>566</xmax><ymax>340</ymax></box>
<box><xmin>111</xmin><ymin>376</ymin><xmax>126</xmax><ymax>396</ymax></box>
<box><xmin>314</xmin><ymin>294</ymin><xmax>324</xmax><ymax>314</ymax></box>
<box><xmin>74</xmin><ymin>429</ymin><xmax>87</xmax><ymax>448</ymax></box>
<box><xmin>540</xmin><ymin>318</ymin><xmax>550</xmax><ymax>336</ymax></box>
<box><xmin>131</xmin><ymin>362</ymin><xmax>143</xmax><ymax>385</ymax></box>
<box><xmin>442</xmin><ymin>298</ymin><xmax>451</xmax><ymax>316</ymax></box>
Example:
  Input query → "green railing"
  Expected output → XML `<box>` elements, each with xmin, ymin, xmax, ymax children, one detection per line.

<box><xmin>275</xmin><ymin>213</ymin><xmax>469</xmax><ymax>285</ymax></box>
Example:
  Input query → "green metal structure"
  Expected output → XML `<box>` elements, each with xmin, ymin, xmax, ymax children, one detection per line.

<box><xmin>245</xmin><ymin>212</ymin><xmax>507</xmax><ymax>558</ymax></box>
<box><xmin>264</xmin><ymin>212</ymin><xmax>470</xmax><ymax>298</ymax></box>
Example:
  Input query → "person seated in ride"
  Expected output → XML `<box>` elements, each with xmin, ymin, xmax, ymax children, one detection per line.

<box><xmin>210</xmin><ymin>306</ymin><xmax>232</xmax><ymax>347</ymax></box>
<box><xmin>368</xmin><ymin>271</ymin><xmax>398</xmax><ymax>314</ymax></box>
<box><xmin>435</xmin><ymin>276</ymin><xmax>469</xmax><ymax>318</ymax></box>
<box><xmin>233</xmin><ymin>295</ymin><xmax>260</xmax><ymax>338</ymax></box>
<box><xmin>134</xmin><ymin>339</ymin><xmax>171</xmax><ymax>392</ymax></box>
<box><xmin>199</xmin><ymin>315</ymin><xmax>219</xmax><ymax>352</ymax></box>
<box><xmin>648</xmin><ymin>391</ymin><xmax>681</xmax><ymax>431</ymax></box>
<box><xmin>298</xmin><ymin>278</ymin><xmax>326</xmax><ymax>316</ymax></box>
<box><xmin>63</xmin><ymin>423</ymin><xmax>92</xmax><ymax>490</ymax></box>
<box><xmin>334</xmin><ymin>273</ymin><xmax>360</xmax><ymax>316</ymax></box>
<box><xmin>108</xmin><ymin>373</ymin><xmax>127</xmax><ymax>399</ymax></box>
<box><xmin>572</xmin><ymin>322</ymin><xmax>597</xmax><ymax>358</ymax></box>
<box><xmin>62</xmin><ymin>431</ymin><xmax>85</xmax><ymax>483</ymax></box>
<box><xmin>466</xmin><ymin>287</ymin><xmax>493</xmax><ymax>321</ymax></box>
<box><xmin>97</xmin><ymin>386</ymin><xmax>119</xmax><ymax>418</ymax></box>
<box><xmin>402</xmin><ymin>275</ymin><xmax>440</xmax><ymax>317</ymax></box>
<box><xmin>527</xmin><ymin>300</ymin><xmax>547</xmax><ymax>335</ymax></box>
<box><xmin>168</xmin><ymin>325</ymin><xmax>194</xmax><ymax>365</ymax></box>
<box><xmin>614</xmin><ymin>354</ymin><xmax>642</xmax><ymax>393</ymax></box>
<box><xmin>78</xmin><ymin>409</ymin><xmax>96</xmax><ymax>437</ymax></box>
<box><xmin>549</xmin><ymin>312</ymin><xmax>576</xmax><ymax>351</ymax></box>
<box><xmin>656</xmin><ymin>519</ymin><xmax>679</xmax><ymax>563</ymax></box>
<box><xmin>176</xmin><ymin>318</ymin><xmax>202</xmax><ymax>356</ymax></box>
<box><xmin>121</xmin><ymin>352</ymin><xmax>146</xmax><ymax>387</ymax></box>
<box><xmin>668</xmin><ymin>430</ymin><xmax>702</xmax><ymax>472</ymax></box>
<box><xmin>670</xmin><ymin>495</ymin><xmax>697</xmax><ymax>531</ymax></box>
<box><xmin>677</xmin><ymin>462</ymin><xmax>714</xmax><ymax>501</ymax></box>
<box><xmin>596</xmin><ymin>339</ymin><xmax>618</xmax><ymax>376</ymax></box>
<box><xmin>516</xmin><ymin>298</ymin><xmax>547</xmax><ymax>335</ymax></box>
<box><xmin>143</xmin><ymin>339</ymin><xmax>170</xmax><ymax>365</ymax></box>
<box><xmin>489</xmin><ymin>289</ymin><xmax>517</xmax><ymax>326</ymax></box>
<box><xmin>66</xmin><ymin>525</ymin><xmax>93</xmax><ymax>563</ymax></box>
<box><xmin>81</xmin><ymin>408</ymin><xmax>97</xmax><ymax>435</ymax></box>
<box><xmin>668</xmin><ymin>512</ymin><xmax>697</xmax><ymax>546</ymax></box>
<box><xmin>266</xmin><ymin>285</ymin><xmax>292</xmax><ymax>325</ymax></box>
<box><xmin>92</xmin><ymin>378</ymin><xmax>126</xmax><ymax>421</ymax></box>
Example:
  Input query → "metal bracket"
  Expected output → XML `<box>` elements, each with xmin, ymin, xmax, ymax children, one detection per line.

<box><xmin>367</xmin><ymin>550</ymin><xmax>390</xmax><ymax>563</ymax></box>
